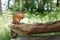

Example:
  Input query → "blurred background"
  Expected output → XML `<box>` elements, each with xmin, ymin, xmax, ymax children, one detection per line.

<box><xmin>0</xmin><ymin>0</ymin><xmax>60</xmax><ymax>40</ymax></box>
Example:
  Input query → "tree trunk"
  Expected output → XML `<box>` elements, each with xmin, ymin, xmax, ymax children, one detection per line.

<box><xmin>8</xmin><ymin>0</ymin><xmax>10</xmax><ymax>9</ymax></box>
<box><xmin>57</xmin><ymin>0</ymin><xmax>59</xmax><ymax>7</ymax></box>
<box><xmin>19</xmin><ymin>0</ymin><xmax>22</xmax><ymax>12</ymax></box>
<box><xmin>0</xmin><ymin>0</ymin><xmax>2</xmax><ymax>13</ymax></box>
<box><xmin>38</xmin><ymin>0</ymin><xmax>44</xmax><ymax>13</ymax></box>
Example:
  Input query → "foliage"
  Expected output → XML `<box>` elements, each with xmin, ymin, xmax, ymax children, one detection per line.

<box><xmin>0</xmin><ymin>12</ymin><xmax>12</xmax><ymax>40</ymax></box>
<box><xmin>8</xmin><ymin>0</ymin><xmax>56</xmax><ymax>15</ymax></box>
<box><xmin>0</xmin><ymin>0</ymin><xmax>60</xmax><ymax>40</ymax></box>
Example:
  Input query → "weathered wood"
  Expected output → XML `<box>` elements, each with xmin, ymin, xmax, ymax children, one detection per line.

<box><xmin>9</xmin><ymin>20</ymin><xmax>60</xmax><ymax>35</ymax></box>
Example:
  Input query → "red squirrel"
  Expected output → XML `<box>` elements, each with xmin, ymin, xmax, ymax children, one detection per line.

<box><xmin>13</xmin><ymin>11</ymin><xmax>24</xmax><ymax>24</ymax></box>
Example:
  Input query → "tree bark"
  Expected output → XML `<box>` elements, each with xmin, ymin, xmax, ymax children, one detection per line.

<box><xmin>10</xmin><ymin>20</ymin><xmax>60</xmax><ymax>35</ymax></box>
<box><xmin>0</xmin><ymin>0</ymin><xmax>2</xmax><ymax>12</ymax></box>
<box><xmin>19</xmin><ymin>0</ymin><xmax>22</xmax><ymax>12</ymax></box>
<box><xmin>8</xmin><ymin>0</ymin><xmax>10</xmax><ymax>9</ymax></box>
<box><xmin>57</xmin><ymin>0</ymin><xmax>59</xmax><ymax>7</ymax></box>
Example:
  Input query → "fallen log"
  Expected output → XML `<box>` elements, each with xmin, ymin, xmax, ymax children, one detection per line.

<box><xmin>9</xmin><ymin>20</ymin><xmax>60</xmax><ymax>35</ymax></box>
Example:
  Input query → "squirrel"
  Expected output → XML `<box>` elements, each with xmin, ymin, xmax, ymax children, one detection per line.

<box><xmin>13</xmin><ymin>11</ymin><xmax>24</xmax><ymax>24</ymax></box>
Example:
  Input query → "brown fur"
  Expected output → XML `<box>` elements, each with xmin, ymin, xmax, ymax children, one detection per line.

<box><xmin>13</xmin><ymin>11</ymin><xmax>24</xmax><ymax>24</ymax></box>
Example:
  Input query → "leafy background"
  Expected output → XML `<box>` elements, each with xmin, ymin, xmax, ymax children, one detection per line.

<box><xmin>0</xmin><ymin>0</ymin><xmax>60</xmax><ymax>40</ymax></box>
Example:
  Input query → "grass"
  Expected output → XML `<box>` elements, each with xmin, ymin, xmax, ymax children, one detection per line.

<box><xmin>0</xmin><ymin>12</ymin><xmax>12</xmax><ymax>40</ymax></box>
